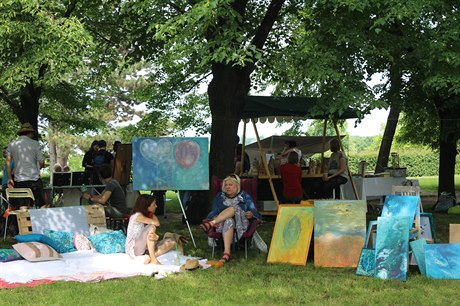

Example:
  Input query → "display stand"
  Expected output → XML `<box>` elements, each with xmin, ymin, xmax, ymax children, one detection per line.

<box><xmin>176</xmin><ymin>191</ymin><xmax>196</xmax><ymax>247</ymax></box>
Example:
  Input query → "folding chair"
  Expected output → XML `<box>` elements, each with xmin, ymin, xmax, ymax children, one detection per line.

<box><xmin>3</xmin><ymin>188</ymin><xmax>35</xmax><ymax>240</ymax></box>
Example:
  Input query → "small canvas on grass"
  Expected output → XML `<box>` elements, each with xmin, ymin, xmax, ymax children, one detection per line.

<box><xmin>375</xmin><ymin>216</ymin><xmax>411</xmax><ymax>281</ymax></box>
<box><xmin>314</xmin><ymin>200</ymin><xmax>366</xmax><ymax>267</ymax></box>
<box><xmin>449</xmin><ymin>224</ymin><xmax>460</xmax><ymax>243</ymax></box>
<box><xmin>410</xmin><ymin>238</ymin><xmax>427</xmax><ymax>275</ymax></box>
<box><xmin>356</xmin><ymin>248</ymin><xmax>375</xmax><ymax>277</ymax></box>
<box><xmin>267</xmin><ymin>205</ymin><xmax>314</xmax><ymax>266</ymax></box>
<box><xmin>420</xmin><ymin>212</ymin><xmax>435</xmax><ymax>242</ymax></box>
<box><xmin>425</xmin><ymin>244</ymin><xmax>460</xmax><ymax>279</ymax></box>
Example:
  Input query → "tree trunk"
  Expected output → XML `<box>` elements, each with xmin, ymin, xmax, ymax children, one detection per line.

<box><xmin>375</xmin><ymin>105</ymin><xmax>400</xmax><ymax>173</ymax></box>
<box><xmin>208</xmin><ymin>64</ymin><xmax>250</xmax><ymax>179</ymax></box>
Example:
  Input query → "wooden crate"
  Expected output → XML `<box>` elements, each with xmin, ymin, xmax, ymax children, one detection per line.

<box><xmin>15</xmin><ymin>205</ymin><xmax>107</xmax><ymax>234</ymax></box>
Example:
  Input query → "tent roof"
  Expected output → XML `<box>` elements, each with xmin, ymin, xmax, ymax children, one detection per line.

<box><xmin>242</xmin><ymin>96</ymin><xmax>358</xmax><ymax>122</ymax></box>
<box><xmin>245</xmin><ymin>135</ymin><xmax>345</xmax><ymax>156</ymax></box>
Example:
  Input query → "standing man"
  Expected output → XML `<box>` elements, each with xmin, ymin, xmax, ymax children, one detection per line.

<box><xmin>6</xmin><ymin>123</ymin><xmax>46</xmax><ymax>208</ymax></box>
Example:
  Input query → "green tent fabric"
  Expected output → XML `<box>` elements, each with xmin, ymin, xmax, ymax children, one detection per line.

<box><xmin>242</xmin><ymin>96</ymin><xmax>358</xmax><ymax>120</ymax></box>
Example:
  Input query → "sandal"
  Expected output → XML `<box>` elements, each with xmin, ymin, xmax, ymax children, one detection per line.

<box><xmin>219</xmin><ymin>252</ymin><xmax>231</xmax><ymax>263</ymax></box>
<box><xmin>200</xmin><ymin>220</ymin><xmax>214</xmax><ymax>233</ymax></box>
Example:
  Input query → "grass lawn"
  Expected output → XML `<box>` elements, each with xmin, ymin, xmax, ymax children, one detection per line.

<box><xmin>1</xmin><ymin>192</ymin><xmax>459</xmax><ymax>305</ymax></box>
<box><xmin>409</xmin><ymin>175</ymin><xmax>460</xmax><ymax>194</ymax></box>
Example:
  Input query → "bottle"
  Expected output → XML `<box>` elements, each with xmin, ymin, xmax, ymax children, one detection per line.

<box><xmin>80</xmin><ymin>184</ymin><xmax>91</xmax><ymax>205</ymax></box>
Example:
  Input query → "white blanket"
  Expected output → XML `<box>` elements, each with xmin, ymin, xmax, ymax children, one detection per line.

<box><xmin>0</xmin><ymin>250</ymin><xmax>205</xmax><ymax>284</ymax></box>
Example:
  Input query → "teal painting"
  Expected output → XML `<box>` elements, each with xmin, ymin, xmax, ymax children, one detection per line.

<box><xmin>132</xmin><ymin>137</ymin><xmax>209</xmax><ymax>190</ymax></box>
<box><xmin>425</xmin><ymin>244</ymin><xmax>460</xmax><ymax>279</ymax></box>
<box><xmin>381</xmin><ymin>195</ymin><xmax>419</xmax><ymax>231</ymax></box>
<box><xmin>356</xmin><ymin>248</ymin><xmax>375</xmax><ymax>277</ymax></box>
<box><xmin>314</xmin><ymin>200</ymin><xmax>366</xmax><ymax>267</ymax></box>
<box><xmin>409</xmin><ymin>238</ymin><xmax>427</xmax><ymax>275</ymax></box>
<box><xmin>375</xmin><ymin>216</ymin><xmax>411</xmax><ymax>281</ymax></box>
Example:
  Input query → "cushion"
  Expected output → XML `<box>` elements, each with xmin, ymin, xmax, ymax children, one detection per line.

<box><xmin>0</xmin><ymin>249</ymin><xmax>22</xmax><ymax>262</ymax></box>
<box><xmin>74</xmin><ymin>234</ymin><xmax>93</xmax><ymax>251</ymax></box>
<box><xmin>88</xmin><ymin>230</ymin><xmax>126</xmax><ymax>254</ymax></box>
<box><xmin>15</xmin><ymin>233</ymin><xmax>60</xmax><ymax>251</ymax></box>
<box><xmin>43</xmin><ymin>229</ymin><xmax>77</xmax><ymax>253</ymax></box>
<box><xmin>12</xmin><ymin>242</ymin><xmax>62</xmax><ymax>262</ymax></box>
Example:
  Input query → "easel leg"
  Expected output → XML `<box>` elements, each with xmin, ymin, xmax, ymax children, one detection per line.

<box><xmin>177</xmin><ymin>191</ymin><xmax>196</xmax><ymax>248</ymax></box>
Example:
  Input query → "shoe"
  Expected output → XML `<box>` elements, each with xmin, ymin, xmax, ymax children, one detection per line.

<box><xmin>200</xmin><ymin>220</ymin><xmax>214</xmax><ymax>233</ymax></box>
<box><xmin>219</xmin><ymin>252</ymin><xmax>231</xmax><ymax>263</ymax></box>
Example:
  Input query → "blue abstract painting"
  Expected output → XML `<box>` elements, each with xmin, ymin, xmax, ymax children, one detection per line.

<box><xmin>410</xmin><ymin>238</ymin><xmax>427</xmax><ymax>275</ymax></box>
<box><xmin>375</xmin><ymin>216</ymin><xmax>411</xmax><ymax>281</ymax></box>
<box><xmin>425</xmin><ymin>244</ymin><xmax>460</xmax><ymax>279</ymax></box>
<box><xmin>314</xmin><ymin>200</ymin><xmax>366</xmax><ymax>267</ymax></box>
<box><xmin>132</xmin><ymin>137</ymin><xmax>209</xmax><ymax>190</ymax></box>
<box><xmin>356</xmin><ymin>248</ymin><xmax>375</xmax><ymax>277</ymax></box>
<box><xmin>381</xmin><ymin>195</ymin><xmax>419</xmax><ymax>231</ymax></box>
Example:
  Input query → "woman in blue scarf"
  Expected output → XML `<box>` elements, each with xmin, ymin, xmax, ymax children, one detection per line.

<box><xmin>201</xmin><ymin>174</ymin><xmax>261</xmax><ymax>262</ymax></box>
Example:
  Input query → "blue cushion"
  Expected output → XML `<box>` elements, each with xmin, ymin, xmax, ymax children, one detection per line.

<box><xmin>88</xmin><ymin>230</ymin><xmax>126</xmax><ymax>254</ymax></box>
<box><xmin>0</xmin><ymin>249</ymin><xmax>22</xmax><ymax>262</ymax></box>
<box><xmin>15</xmin><ymin>233</ymin><xmax>60</xmax><ymax>252</ymax></box>
<box><xmin>43</xmin><ymin>229</ymin><xmax>77</xmax><ymax>253</ymax></box>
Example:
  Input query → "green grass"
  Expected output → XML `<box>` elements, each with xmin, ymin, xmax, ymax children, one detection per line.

<box><xmin>409</xmin><ymin>175</ymin><xmax>460</xmax><ymax>194</ymax></box>
<box><xmin>1</xmin><ymin>195</ymin><xmax>459</xmax><ymax>305</ymax></box>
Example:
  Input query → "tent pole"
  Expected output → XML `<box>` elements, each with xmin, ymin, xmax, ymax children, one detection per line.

<box><xmin>239</xmin><ymin>121</ymin><xmax>247</xmax><ymax>175</ymax></box>
<box><xmin>251</xmin><ymin>119</ymin><xmax>279</xmax><ymax>207</ymax></box>
<box><xmin>321</xmin><ymin>119</ymin><xmax>328</xmax><ymax>173</ymax></box>
<box><xmin>333</xmin><ymin>120</ymin><xmax>359</xmax><ymax>200</ymax></box>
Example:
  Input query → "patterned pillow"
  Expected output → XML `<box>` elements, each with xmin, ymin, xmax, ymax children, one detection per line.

<box><xmin>73</xmin><ymin>234</ymin><xmax>93</xmax><ymax>251</ymax></box>
<box><xmin>43</xmin><ymin>229</ymin><xmax>77</xmax><ymax>254</ymax></box>
<box><xmin>15</xmin><ymin>233</ymin><xmax>60</xmax><ymax>252</ymax></box>
<box><xmin>88</xmin><ymin>230</ymin><xmax>126</xmax><ymax>254</ymax></box>
<box><xmin>0</xmin><ymin>249</ymin><xmax>22</xmax><ymax>262</ymax></box>
<box><xmin>12</xmin><ymin>242</ymin><xmax>62</xmax><ymax>262</ymax></box>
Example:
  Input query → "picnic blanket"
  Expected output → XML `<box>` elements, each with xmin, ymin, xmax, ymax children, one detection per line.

<box><xmin>0</xmin><ymin>250</ymin><xmax>207</xmax><ymax>288</ymax></box>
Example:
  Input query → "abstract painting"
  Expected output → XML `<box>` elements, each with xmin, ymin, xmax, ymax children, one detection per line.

<box><xmin>314</xmin><ymin>200</ymin><xmax>366</xmax><ymax>267</ymax></box>
<box><xmin>356</xmin><ymin>248</ymin><xmax>375</xmax><ymax>277</ymax></box>
<box><xmin>132</xmin><ymin>137</ymin><xmax>209</xmax><ymax>191</ymax></box>
<box><xmin>381</xmin><ymin>195</ymin><xmax>419</xmax><ymax>231</ymax></box>
<box><xmin>420</xmin><ymin>212</ymin><xmax>435</xmax><ymax>242</ymax></box>
<box><xmin>375</xmin><ymin>216</ymin><xmax>411</xmax><ymax>281</ymax></box>
<box><xmin>267</xmin><ymin>205</ymin><xmax>314</xmax><ymax>266</ymax></box>
<box><xmin>425</xmin><ymin>244</ymin><xmax>460</xmax><ymax>279</ymax></box>
<box><xmin>409</xmin><ymin>238</ymin><xmax>427</xmax><ymax>275</ymax></box>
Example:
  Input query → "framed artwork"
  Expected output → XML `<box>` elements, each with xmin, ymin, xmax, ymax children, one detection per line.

<box><xmin>420</xmin><ymin>212</ymin><xmax>436</xmax><ymax>242</ymax></box>
<box><xmin>375</xmin><ymin>216</ymin><xmax>411</xmax><ymax>281</ymax></box>
<box><xmin>425</xmin><ymin>244</ymin><xmax>460</xmax><ymax>279</ymax></box>
<box><xmin>267</xmin><ymin>205</ymin><xmax>314</xmax><ymax>266</ymax></box>
<box><xmin>132</xmin><ymin>137</ymin><xmax>209</xmax><ymax>191</ymax></box>
<box><xmin>314</xmin><ymin>200</ymin><xmax>366</xmax><ymax>267</ymax></box>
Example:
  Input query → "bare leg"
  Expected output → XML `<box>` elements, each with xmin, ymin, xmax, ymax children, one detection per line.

<box><xmin>209</xmin><ymin>207</ymin><xmax>235</xmax><ymax>226</ymax></box>
<box><xmin>145</xmin><ymin>226</ymin><xmax>161</xmax><ymax>265</ymax></box>
<box><xmin>220</xmin><ymin>227</ymin><xmax>233</xmax><ymax>261</ymax></box>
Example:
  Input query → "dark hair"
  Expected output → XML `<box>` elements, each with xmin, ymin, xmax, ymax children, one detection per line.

<box><xmin>330</xmin><ymin>138</ymin><xmax>340</xmax><ymax>152</ymax></box>
<box><xmin>287</xmin><ymin>151</ymin><xmax>299</xmax><ymax>164</ymax></box>
<box><xmin>132</xmin><ymin>194</ymin><xmax>156</xmax><ymax>217</ymax></box>
<box><xmin>98</xmin><ymin>140</ymin><xmax>107</xmax><ymax>148</ymax></box>
<box><xmin>89</xmin><ymin>140</ymin><xmax>99</xmax><ymax>152</ymax></box>
<box><xmin>98</xmin><ymin>164</ymin><xmax>112</xmax><ymax>179</ymax></box>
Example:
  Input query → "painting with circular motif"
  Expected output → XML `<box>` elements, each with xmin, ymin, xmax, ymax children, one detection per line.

<box><xmin>267</xmin><ymin>205</ymin><xmax>314</xmax><ymax>266</ymax></box>
<box><xmin>132</xmin><ymin>137</ymin><xmax>209</xmax><ymax>190</ymax></box>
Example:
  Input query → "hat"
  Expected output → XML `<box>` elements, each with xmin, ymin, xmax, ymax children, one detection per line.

<box><xmin>180</xmin><ymin>259</ymin><xmax>200</xmax><ymax>271</ymax></box>
<box><xmin>17</xmin><ymin>122</ymin><xmax>36</xmax><ymax>135</ymax></box>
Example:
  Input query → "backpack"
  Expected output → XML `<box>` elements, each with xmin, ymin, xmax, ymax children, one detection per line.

<box><xmin>433</xmin><ymin>192</ymin><xmax>456</xmax><ymax>213</ymax></box>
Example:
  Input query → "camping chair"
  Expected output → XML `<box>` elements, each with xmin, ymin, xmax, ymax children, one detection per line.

<box><xmin>3</xmin><ymin>188</ymin><xmax>35</xmax><ymax>240</ymax></box>
<box><xmin>205</xmin><ymin>218</ymin><xmax>262</xmax><ymax>259</ymax></box>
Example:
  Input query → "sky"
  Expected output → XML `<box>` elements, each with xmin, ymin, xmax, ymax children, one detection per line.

<box><xmin>239</xmin><ymin>108</ymin><xmax>390</xmax><ymax>140</ymax></box>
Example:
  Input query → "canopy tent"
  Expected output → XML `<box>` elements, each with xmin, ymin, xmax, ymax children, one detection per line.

<box><xmin>245</xmin><ymin>135</ymin><xmax>345</xmax><ymax>158</ymax></box>
<box><xmin>239</xmin><ymin>96</ymin><xmax>360</xmax><ymax>211</ymax></box>
<box><xmin>241</xmin><ymin>96</ymin><xmax>359</xmax><ymax>122</ymax></box>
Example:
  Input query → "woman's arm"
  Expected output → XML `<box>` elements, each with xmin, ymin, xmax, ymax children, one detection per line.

<box><xmin>136</xmin><ymin>214</ymin><xmax>160</xmax><ymax>226</ymax></box>
<box><xmin>242</xmin><ymin>192</ymin><xmax>261</xmax><ymax>220</ymax></box>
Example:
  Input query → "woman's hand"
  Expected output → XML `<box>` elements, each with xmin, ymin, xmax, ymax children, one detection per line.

<box><xmin>245</xmin><ymin>211</ymin><xmax>253</xmax><ymax>219</ymax></box>
<box><xmin>82</xmin><ymin>193</ymin><xmax>91</xmax><ymax>200</ymax></box>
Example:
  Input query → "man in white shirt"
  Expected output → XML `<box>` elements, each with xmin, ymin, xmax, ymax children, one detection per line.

<box><xmin>6</xmin><ymin>122</ymin><xmax>46</xmax><ymax>208</ymax></box>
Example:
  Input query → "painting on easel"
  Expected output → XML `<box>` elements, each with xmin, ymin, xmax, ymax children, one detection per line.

<box><xmin>314</xmin><ymin>200</ymin><xmax>366</xmax><ymax>267</ymax></box>
<box><xmin>132</xmin><ymin>137</ymin><xmax>209</xmax><ymax>190</ymax></box>
<box><xmin>267</xmin><ymin>205</ymin><xmax>314</xmax><ymax>266</ymax></box>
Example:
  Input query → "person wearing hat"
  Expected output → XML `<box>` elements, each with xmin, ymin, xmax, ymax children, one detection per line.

<box><xmin>5</xmin><ymin>122</ymin><xmax>46</xmax><ymax>208</ymax></box>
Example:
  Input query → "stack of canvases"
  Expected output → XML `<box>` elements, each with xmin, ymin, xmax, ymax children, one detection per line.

<box><xmin>356</xmin><ymin>195</ymin><xmax>460</xmax><ymax>280</ymax></box>
<box><xmin>267</xmin><ymin>200</ymin><xmax>367</xmax><ymax>268</ymax></box>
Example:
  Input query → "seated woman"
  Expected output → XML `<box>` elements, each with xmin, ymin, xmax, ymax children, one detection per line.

<box><xmin>322</xmin><ymin>138</ymin><xmax>348</xmax><ymax>198</ymax></box>
<box><xmin>280</xmin><ymin>151</ymin><xmax>304</xmax><ymax>203</ymax></box>
<box><xmin>125</xmin><ymin>194</ymin><xmax>181</xmax><ymax>265</ymax></box>
<box><xmin>201</xmin><ymin>174</ymin><xmax>261</xmax><ymax>263</ymax></box>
